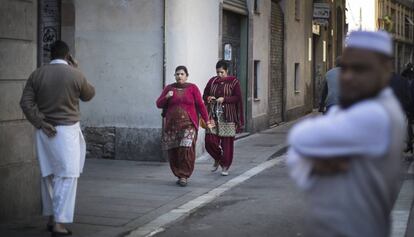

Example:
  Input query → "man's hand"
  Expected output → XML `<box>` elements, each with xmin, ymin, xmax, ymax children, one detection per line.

<box><xmin>311</xmin><ymin>158</ymin><xmax>350</xmax><ymax>175</ymax></box>
<box><xmin>67</xmin><ymin>54</ymin><xmax>78</xmax><ymax>68</ymax></box>
<box><xmin>41</xmin><ymin>122</ymin><xmax>57</xmax><ymax>138</ymax></box>
<box><xmin>216</xmin><ymin>97</ymin><xmax>224</xmax><ymax>103</ymax></box>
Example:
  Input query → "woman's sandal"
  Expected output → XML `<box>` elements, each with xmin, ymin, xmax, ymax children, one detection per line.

<box><xmin>178</xmin><ymin>178</ymin><xmax>187</xmax><ymax>187</ymax></box>
<box><xmin>211</xmin><ymin>160</ymin><xmax>220</xmax><ymax>172</ymax></box>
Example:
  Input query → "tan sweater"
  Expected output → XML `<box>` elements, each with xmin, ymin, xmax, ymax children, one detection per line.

<box><xmin>20</xmin><ymin>64</ymin><xmax>95</xmax><ymax>128</ymax></box>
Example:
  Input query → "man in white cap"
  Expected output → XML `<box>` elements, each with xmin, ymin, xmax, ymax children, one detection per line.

<box><xmin>287</xmin><ymin>31</ymin><xmax>405</xmax><ymax>237</ymax></box>
<box><xmin>20</xmin><ymin>40</ymin><xmax>95</xmax><ymax>236</ymax></box>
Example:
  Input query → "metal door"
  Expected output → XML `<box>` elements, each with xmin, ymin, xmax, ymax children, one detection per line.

<box><xmin>38</xmin><ymin>0</ymin><xmax>61</xmax><ymax>66</ymax></box>
<box><xmin>269</xmin><ymin>1</ymin><xmax>284</xmax><ymax>125</ymax></box>
<box><xmin>222</xmin><ymin>10</ymin><xmax>242</xmax><ymax>78</ymax></box>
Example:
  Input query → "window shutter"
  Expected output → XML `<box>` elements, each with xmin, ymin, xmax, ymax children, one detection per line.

<box><xmin>223</xmin><ymin>0</ymin><xmax>248</xmax><ymax>15</ymax></box>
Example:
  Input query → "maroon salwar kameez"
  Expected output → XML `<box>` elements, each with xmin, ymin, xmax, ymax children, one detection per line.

<box><xmin>156</xmin><ymin>83</ymin><xmax>209</xmax><ymax>180</ymax></box>
<box><xmin>203</xmin><ymin>76</ymin><xmax>244</xmax><ymax>170</ymax></box>
<box><xmin>163</xmin><ymin>106</ymin><xmax>197</xmax><ymax>179</ymax></box>
<box><xmin>205</xmin><ymin>134</ymin><xmax>234</xmax><ymax>168</ymax></box>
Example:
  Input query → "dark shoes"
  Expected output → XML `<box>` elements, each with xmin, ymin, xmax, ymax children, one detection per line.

<box><xmin>51</xmin><ymin>228</ymin><xmax>72</xmax><ymax>237</ymax></box>
<box><xmin>48</xmin><ymin>224</ymin><xmax>72</xmax><ymax>236</ymax></box>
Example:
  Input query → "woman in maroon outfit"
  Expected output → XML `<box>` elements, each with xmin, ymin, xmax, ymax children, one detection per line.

<box><xmin>156</xmin><ymin>66</ymin><xmax>211</xmax><ymax>186</ymax></box>
<box><xmin>203</xmin><ymin>60</ymin><xmax>244</xmax><ymax>176</ymax></box>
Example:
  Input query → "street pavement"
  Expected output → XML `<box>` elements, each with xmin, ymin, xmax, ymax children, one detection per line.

<box><xmin>154</xmin><ymin>155</ymin><xmax>414</xmax><ymax>237</ymax></box>
<box><xmin>0</xmin><ymin>118</ymin><xmax>296</xmax><ymax>237</ymax></box>
<box><xmin>155</xmin><ymin>155</ymin><xmax>308</xmax><ymax>237</ymax></box>
<box><xmin>1</xmin><ymin>115</ymin><xmax>413</xmax><ymax>237</ymax></box>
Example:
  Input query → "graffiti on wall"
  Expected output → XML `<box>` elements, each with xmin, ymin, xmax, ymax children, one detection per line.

<box><xmin>39</xmin><ymin>0</ymin><xmax>60</xmax><ymax>65</ymax></box>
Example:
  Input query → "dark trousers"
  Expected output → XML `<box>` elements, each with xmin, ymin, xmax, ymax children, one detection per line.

<box><xmin>168</xmin><ymin>137</ymin><xmax>196</xmax><ymax>179</ymax></box>
<box><xmin>205</xmin><ymin>134</ymin><xmax>235</xmax><ymax>169</ymax></box>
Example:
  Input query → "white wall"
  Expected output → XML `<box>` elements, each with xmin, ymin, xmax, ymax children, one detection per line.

<box><xmin>165</xmin><ymin>0</ymin><xmax>221</xmax><ymax>155</ymax></box>
<box><xmin>252</xmin><ymin>0</ymin><xmax>271</xmax><ymax>118</ymax></box>
<box><xmin>283</xmin><ymin>0</ymin><xmax>313</xmax><ymax>112</ymax></box>
<box><xmin>74</xmin><ymin>0</ymin><xmax>164</xmax><ymax>128</ymax></box>
<box><xmin>165</xmin><ymin>0</ymin><xmax>220</xmax><ymax>89</ymax></box>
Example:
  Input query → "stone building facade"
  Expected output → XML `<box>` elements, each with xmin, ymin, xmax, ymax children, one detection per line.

<box><xmin>377</xmin><ymin>0</ymin><xmax>414</xmax><ymax>72</ymax></box>
<box><xmin>0</xmin><ymin>0</ymin><xmax>40</xmax><ymax>221</ymax></box>
<box><xmin>0</xmin><ymin>0</ymin><xmax>346</xmax><ymax>221</ymax></box>
<box><xmin>281</xmin><ymin>0</ymin><xmax>346</xmax><ymax>119</ymax></box>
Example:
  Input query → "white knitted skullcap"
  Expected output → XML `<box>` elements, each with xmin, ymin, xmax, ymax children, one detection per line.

<box><xmin>345</xmin><ymin>30</ymin><xmax>393</xmax><ymax>56</ymax></box>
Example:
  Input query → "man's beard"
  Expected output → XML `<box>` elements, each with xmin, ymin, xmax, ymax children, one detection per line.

<box><xmin>339</xmin><ymin>90</ymin><xmax>382</xmax><ymax>109</ymax></box>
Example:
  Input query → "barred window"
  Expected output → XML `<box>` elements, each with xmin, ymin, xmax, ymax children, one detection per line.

<box><xmin>295</xmin><ymin>0</ymin><xmax>301</xmax><ymax>21</ymax></box>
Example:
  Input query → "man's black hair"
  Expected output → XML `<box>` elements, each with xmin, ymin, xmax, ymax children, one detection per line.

<box><xmin>50</xmin><ymin>40</ymin><xmax>69</xmax><ymax>60</ymax></box>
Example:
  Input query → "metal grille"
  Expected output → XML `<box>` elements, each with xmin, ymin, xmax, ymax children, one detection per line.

<box><xmin>269</xmin><ymin>1</ymin><xmax>284</xmax><ymax>125</ymax></box>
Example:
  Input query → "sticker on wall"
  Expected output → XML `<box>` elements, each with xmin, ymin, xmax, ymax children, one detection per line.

<box><xmin>224</xmin><ymin>44</ymin><xmax>232</xmax><ymax>61</ymax></box>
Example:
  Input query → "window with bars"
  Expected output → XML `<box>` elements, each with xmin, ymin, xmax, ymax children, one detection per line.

<box><xmin>254</xmin><ymin>60</ymin><xmax>260</xmax><ymax>100</ymax></box>
<box><xmin>295</xmin><ymin>0</ymin><xmax>301</xmax><ymax>21</ymax></box>
<box><xmin>254</xmin><ymin>0</ymin><xmax>260</xmax><ymax>14</ymax></box>
<box><xmin>294</xmin><ymin>63</ymin><xmax>300</xmax><ymax>93</ymax></box>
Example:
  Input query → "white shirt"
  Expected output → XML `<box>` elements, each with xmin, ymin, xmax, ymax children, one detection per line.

<box><xmin>287</xmin><ymin>88</ymin><xmax>393</xmax><ymax>188</ymax></box>
<box><xmin>50</xmin><ymin>59</ymin><xmax>69</xmax><ymax>65</ymax></box>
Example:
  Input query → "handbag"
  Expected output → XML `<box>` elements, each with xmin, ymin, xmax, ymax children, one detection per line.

<box><xmin>217</xmin><ymin>121</ymin><xmax>236</xmax><ymax>137</ymax></box>
<box><xmin>206</xmin><ymin>101</ymin><xmax>236</xmax><ymax>137</ymax></box>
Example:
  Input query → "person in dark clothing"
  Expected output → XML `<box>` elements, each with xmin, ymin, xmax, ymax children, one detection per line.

<box><xmin>390</xmin><ymin>65</ymin><xmax>413</xmax><ymax>153</ymax></box>
<box><xmin>318</xmin><ymin>57</ymin><xmax>342</xmax><ymax>114</ymax></box>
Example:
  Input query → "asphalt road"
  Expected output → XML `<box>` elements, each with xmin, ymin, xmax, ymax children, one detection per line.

<box><xmin>156</xmin><ymin>158</ymin><xmax>307</xmax><ymax>237</ymax></box>
<box><xmin>156</xmin><ymin>155</ymin><xmax>414</xmax><ymax>237</ymax></box>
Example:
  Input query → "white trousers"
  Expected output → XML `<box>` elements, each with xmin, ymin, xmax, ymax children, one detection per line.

<box><xmin>41</xmin><ymin>175</ymin><xmax>78</xmax><ymax>223</ymax></box>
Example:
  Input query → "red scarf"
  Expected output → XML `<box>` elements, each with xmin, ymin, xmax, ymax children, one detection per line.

<box><xmin>209</xmin><ymin>76</ymin><xmax>244</xmax><ymax>131</ymax></box>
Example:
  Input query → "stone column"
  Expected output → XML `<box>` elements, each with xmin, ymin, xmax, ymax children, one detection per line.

<box><xmin>0</xmin><ymin>0</ymin><xmax>41</xmax><ymax>221</ymax></box>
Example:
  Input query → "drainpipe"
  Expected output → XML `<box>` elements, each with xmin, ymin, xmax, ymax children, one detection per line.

<box><xmin>162</xmin><ymin>0</ymin><xmax>167</xmax><ymax>88</ymax></box>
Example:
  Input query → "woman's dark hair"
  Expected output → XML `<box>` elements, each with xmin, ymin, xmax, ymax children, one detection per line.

<box><xmin>216</xmin><ymin>60</ymin><xmax>229</xmax><ymax>70</ymax></box>
<box><xmin>51</xmin><ymin>40</ymin><xmax>70</xmax><ymax>60</ymax></box>
<box><xmin>175</xmin><ymin>65</ymin><xmax>189</xmax><ymax>76</ymax></box>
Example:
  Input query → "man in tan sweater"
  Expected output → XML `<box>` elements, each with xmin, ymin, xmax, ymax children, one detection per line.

<box><xmin>20</xmin><ymin>40</ymin><xmax>95</xmax><ymax>236</ymax></box>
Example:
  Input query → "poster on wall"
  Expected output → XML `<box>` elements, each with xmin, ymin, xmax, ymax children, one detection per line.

<box><xmin>39</xmin><ymin>0</ymin><xmax>61</xmax><ymax>65</ymax></box>
<box><xmin>224</xmin><ymin>44</ymin><xmax>232</xmax><ymax>61</ymax></box>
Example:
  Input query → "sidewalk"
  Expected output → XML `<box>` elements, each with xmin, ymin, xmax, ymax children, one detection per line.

<box><xmin>0</xmin><ymin>120</ymin><xmax>296</xmax><ymax>237</ymax></box>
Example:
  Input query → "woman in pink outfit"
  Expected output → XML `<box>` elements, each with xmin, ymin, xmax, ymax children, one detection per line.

<box><xmin>156</xmin><ymin>66</ymin><xmax>212</xmax><ymax>186</ymax></box>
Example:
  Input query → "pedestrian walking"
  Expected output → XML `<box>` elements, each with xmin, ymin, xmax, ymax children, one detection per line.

<box><xmin>318</xmin><ymin>57</ymin><xmax>341</xmax><ymax>113</ymax></box>
<box><xmin>20</xmin><ymin>40</ymin><xmax>95</xmax><ymax>236</ymax></box>
<box><xmin>389</xmin><ymin>69</ymin><xmax>413</xmax><ymax>153</ymax></box>
<box><xmin>287</xmin><ymin>31</ymin><xmax>405</xmax><ymax>237</ymax></box>
<box><xmin>156</xmin><ymin>66</ymin><xmax>211</xmax><ymax>187</ymax></box>
<box><xmin>203</xmin><ymin>60</ymin><xmax>244</xmax><ymax>176</ymax></box>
